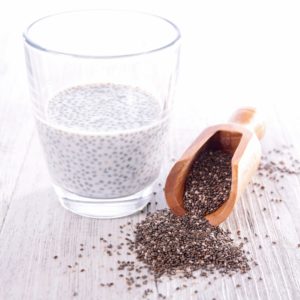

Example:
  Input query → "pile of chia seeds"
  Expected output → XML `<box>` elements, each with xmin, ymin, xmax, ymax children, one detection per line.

<box><xmin>184</xmin><ymin>149</ymin><xmax>232</xmax><ymax>216</ymax></box>
<box><xmin>133</xmin><ymin>148</ymin><xmax>250</xmax><ymax>279</ymax></box>
<box><xmin>135</xmin><ymin>209</ymin><xmax>249</xmax><ymax>278</ymax></box>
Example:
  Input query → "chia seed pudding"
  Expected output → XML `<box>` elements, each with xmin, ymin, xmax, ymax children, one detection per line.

<box><xmin>37</xmin><ymin>83</ymin><xmax>168</xmax><ymax>199</ymax></box>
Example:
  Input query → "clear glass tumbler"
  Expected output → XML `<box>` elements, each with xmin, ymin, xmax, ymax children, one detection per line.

<box><xmin>23</xmin><ymin>10</ymin><xmax>180</xmax><ymax>218</ymax></box>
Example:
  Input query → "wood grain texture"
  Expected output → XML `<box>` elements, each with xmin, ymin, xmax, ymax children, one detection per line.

<box><xmin>0</xmin><ymin>32</ymin><xmax>34</xmax><ymax>232</ymax></box>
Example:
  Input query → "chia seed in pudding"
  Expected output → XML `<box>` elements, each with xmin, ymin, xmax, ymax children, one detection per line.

<box><xmin>37</xmin><ymin>83</ymin><xmax>168</xmax><ymax>198</ymax></box>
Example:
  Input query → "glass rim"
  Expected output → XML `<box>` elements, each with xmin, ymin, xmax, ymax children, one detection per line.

<box><xmin>23</xmin><ymin>9</ymin><xmax>181</xmax><ymax>59</ymax></box>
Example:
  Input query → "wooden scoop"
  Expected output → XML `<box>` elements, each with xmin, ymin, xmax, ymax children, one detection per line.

<box><xmin>164</xmin><ymin>107</ymin><xmax>265</xmax><ymax>226</ymax></box>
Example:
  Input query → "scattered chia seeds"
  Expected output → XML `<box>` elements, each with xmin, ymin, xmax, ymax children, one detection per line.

<box><xmin>259</xmin><ymin>147</ymin><xmax>300</xmax><ymax>180</ymax></box>
<box><xmin>53</xmin><ymin>144</ymin><xmax>300</xmax><ymax>297</ymax></box>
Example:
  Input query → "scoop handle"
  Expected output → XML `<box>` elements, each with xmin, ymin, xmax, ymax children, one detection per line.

<box><xmin>229</xmin><ymin>107</ymin><xmax>265</xmax><ymax>140</ymax></box>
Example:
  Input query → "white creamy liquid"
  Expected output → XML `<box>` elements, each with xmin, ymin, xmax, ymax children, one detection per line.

<box><xmin>37</xmin><ymin>83</ymin><xmax>168</xmax><ymax>198</ymax></box>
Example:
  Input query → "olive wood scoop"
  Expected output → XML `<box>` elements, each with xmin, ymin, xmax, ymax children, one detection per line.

<box><xmin>164</xmin><ymin>107</ymin><xmax>265</xmax><ymax>226</ymax></box>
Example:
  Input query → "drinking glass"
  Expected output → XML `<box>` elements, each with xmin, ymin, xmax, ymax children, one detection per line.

<box><xmin>23</xmin><ymin>10</ymin><xmax>180</xmax><ymax>218</ymax></box>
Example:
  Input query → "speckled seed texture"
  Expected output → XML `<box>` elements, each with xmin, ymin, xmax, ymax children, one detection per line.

<box><xmin>37</xmin><ymin>83</ymin><xmax>168</xmax><ymax>198</ymax></box>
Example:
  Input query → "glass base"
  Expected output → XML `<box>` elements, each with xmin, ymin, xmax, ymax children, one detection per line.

<box><xmin>54</xmin><ymin>184</ymin><xmax>152</xmax><ymax>219</ymax></box>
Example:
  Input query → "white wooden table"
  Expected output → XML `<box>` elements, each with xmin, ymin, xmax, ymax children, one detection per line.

<box><xmin>1</xmin><ymin>2</ymin><xmax>300</xmax><ymax>299</ymax></box>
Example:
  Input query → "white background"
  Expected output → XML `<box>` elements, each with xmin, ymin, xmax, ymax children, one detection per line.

<box><xmin>1</xmin><ymin>0</ymin><xmax>300</xmax><ymax>121</ymax></box>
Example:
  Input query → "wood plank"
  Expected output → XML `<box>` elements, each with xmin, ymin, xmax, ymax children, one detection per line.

<box><xmin>0</xmin><ymin>31</ymin><xmax>34</xmax><ymax>231</ymax></box>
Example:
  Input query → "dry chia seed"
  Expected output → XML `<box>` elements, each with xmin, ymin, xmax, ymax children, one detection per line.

<box><xmin>258</xmin><ymin>146</ymin><xmax>300</xmax><ymax>181</ymax></box>
<box><xmin>130</xmin><ymin>147</ymin><xmax>250</xmax><ymax>280</ymax></box>
<box><xmin>184</xmin><ymin>149</ymin><xmax>232</xmax><ymax>216</ymax></box>
<box><xmin>134</xmin><ymin>209</ymin><xmax>250</xmax><ymax>278</ymax></box>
